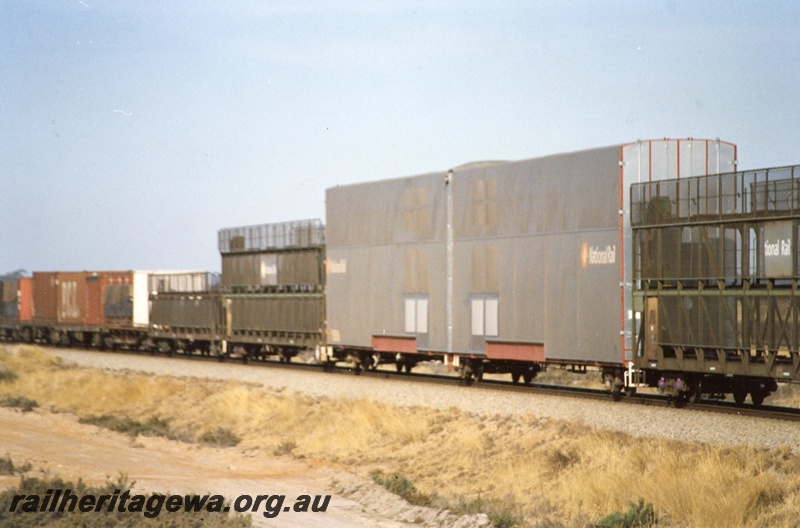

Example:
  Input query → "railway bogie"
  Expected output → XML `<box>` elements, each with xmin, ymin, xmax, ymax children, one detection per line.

<box><xmin>633</xmin><ymin>369</ymin><xmax>778</xmax><ymax>406</ymax></box>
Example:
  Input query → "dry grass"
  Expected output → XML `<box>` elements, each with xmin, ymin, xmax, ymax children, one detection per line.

<box><xmin>534</xmin><ymin>366</ymin><xmax>607</xmax><ymax>388</ymax></box>
<box><xmin>2</xmin><ymin>344</ymin><xmax>800</xmax><ymax>527</ymax></box>
<box><xmin>769</xmin><ymin>382</ymin><xmax>800</xmax><ymax>408</ymax></box>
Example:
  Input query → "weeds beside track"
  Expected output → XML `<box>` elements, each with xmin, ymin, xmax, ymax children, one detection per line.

<box><xmin>2</xmin><ymin>344</ymin><xmax>800</xmax><ymax>527</ymax></box>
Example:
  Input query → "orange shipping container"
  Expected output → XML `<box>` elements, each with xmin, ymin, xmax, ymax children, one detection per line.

<box><xmin>85</xmin><ymin>271</ymin><xmax>133</xmax><ymax>326</ymax></box>
<box><xmin>18</xmin><ymin>277</ymin><xmax>32</xmax><ymax>322</ymax></box>
<box><xmin>0</xmin><ymin>277</ymin><xmax>32</xmax><ymax>324</ymax></box>
<box><xmin>32</xmin><ymin>272</ymin><xmax>89</xmax><ymax>325</ymax></box>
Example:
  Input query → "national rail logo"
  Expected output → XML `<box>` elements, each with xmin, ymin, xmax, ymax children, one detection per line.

<box><xmin>581</xmin><ymin>242</ymin><xmax>616</xmax><ymax>268</ymax></box>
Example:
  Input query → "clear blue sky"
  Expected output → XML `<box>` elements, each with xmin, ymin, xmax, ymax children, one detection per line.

<box><xmin>2</xmin><ymin>1</ymin><xmax>798</xmax><ymax>273</ymax></box>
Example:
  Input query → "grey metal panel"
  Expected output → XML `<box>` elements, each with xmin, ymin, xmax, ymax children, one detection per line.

<box><xmin>449</xmin><ymin>146</ymin><xmax>623</xmax><ymax>362</ymax></box>
<box><xmin>226</xmin><ymin>295</ymin><xmax>323</xmax><ymax>334</ymax></box>
<box><xmin>542</xmin><ymin>230</ymin><xmax>621</xmax><ymax>363</ymax></box>
<box><xmin>325</xmin><ymin>172</ymin><xmax>447</xmax><ymax>248</ymax></box>
<box><xmin>325</xmin><ymin>170</ymin><xmax>447</xmax><ymax>350</ymax></box>
<box><xmin>221</xmin><ymin>254</ymin><xmax>276</xmax><ymax>287</ymax></box>
<box><xmin>451</xmin><ymin>148</ymin><xmax>620</xmax><ymax>240</ymax></box>
<box><xmin>451</xmin><ymin>238</ymin><xmax>549</xmax><ymax>354</ymax></box>
<box><xmin>634</xmin><ymin>226</ymin><xmax>739</xmax><ymax>281</ymax></box>
<box><xmin>326</xmin><ymin>145</ymin><xmax>625</xmax><ymax>363</ymax></box>
<box><xmin>656</xmin><ymin>293</ymin><xmax>738</xmax><ymax>350</ymax></box>
<box><xmin>326</xmin><ymin>246</ymin><xmax>395</xmax><ymax>346</ymax></box>
<box><xmin>278</xmin><ymin>251</ymin><xmax>323</xmax><ymax>286</ymax></box>
<box><xmin>221</xmin><ymin>249</ymin><xmax>322</xmax><ymax>289</ymax></box>
<box><xmin>150</xmin><ymin>294</ymin><xmax>219</xmax><ymax>330</ymax></box>
<box><xmin>326</xmin><ymin>244</ymin><xmax>447</xmax><ymax>349</ymax></box>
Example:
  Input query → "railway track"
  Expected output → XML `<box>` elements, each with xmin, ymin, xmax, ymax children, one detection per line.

<box><xmin>354</xmin><ymin>365</ymin><xmax>800</xmax><ymax>423</ymax></box>
<box><xmin>31</xmin><ymin>344</ymin><xmax>800</xmax><ymax>424</ymax></box>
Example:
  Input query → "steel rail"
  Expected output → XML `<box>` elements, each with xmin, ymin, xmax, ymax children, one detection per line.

<box><xmin>27</xmin><ymin>344</ymin><xmax>800</xmax><ymax>424</ymax></box>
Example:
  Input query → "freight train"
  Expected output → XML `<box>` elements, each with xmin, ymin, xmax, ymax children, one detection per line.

<box><xmin>2</xmin><ymin>138</ymin><xmax>798</xmax><ymax>406</ymax></box>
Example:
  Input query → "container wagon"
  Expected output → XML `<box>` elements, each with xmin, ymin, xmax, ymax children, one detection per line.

<box><xmin>323</xmin><ymin>139</ymin><xmax>737</xmax><ymax>383</ymax></box>
<box><xmin>218</xmin><ymin>219</ymin><xmax>326</xmax><ymax>361</ymax></box>
<box><xmin>14</xmin><ymin>270</ymin><xmax>203</xmax><ymax>348</ymax></box>
<box><xmin>149</xmin><ymin>271</ymin><xmax>222</xmax><ymax>355</ymax></box>
<box><xmin>101</xmin><ymin>270</ymin><xmax>212</xmax><ymax>349</ymax></box>
<box><xmin>31</xmin><ymin>271</ymin><xmax>96</xmax><ymax>345</ymax></box>
<box><xmin>631</xmin><ymin>165</ymin><xmax>800</xmax><ymax>404</ymax></box>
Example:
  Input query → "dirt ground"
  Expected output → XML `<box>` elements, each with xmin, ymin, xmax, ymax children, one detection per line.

<box><xmin>0</xmin><ymin>407</ymin><xmax>479</xmax><ymax>528</ymax></box>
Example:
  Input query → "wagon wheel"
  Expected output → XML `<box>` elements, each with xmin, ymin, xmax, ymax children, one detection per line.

<box><xmin>349</xmin><ymin>355</ymin><xmax>362</xmax><ymax>375</ymax></box>
<box><xmin>511</xmin><ymin>371</ymin><xmax>521</xmax><ymax>384</ymax></box>
<box><xmin>732</xmin><ymin>388</ymin><xmax>747</xmax><ymax>404</ymax></box>
<box><xmin>359</xmin><ymin>351</ymin><xmax>376</xmax><ymax>371</ymax></box>
<box><xmin>368</xmin><ymin>353</ymin><xmax>380</xmax><ymax>371</ymax></box>
<box><xmin>750</xmin><ymin>390</ymin><xmax>765</xmax><ymax>407</ymax></box>
<box><xmin>688</xmin><ymin>383</ymin><xmax>702</xmax><ymax>404</ymax></box>
<box><xmin>461</xmin><ymin>364</ymin><xmax>475</xmax><ymax>386</ymax></box>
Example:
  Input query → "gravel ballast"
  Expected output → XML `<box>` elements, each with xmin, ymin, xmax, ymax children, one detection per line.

<box><xmin>43</xmin><ymin>348</ymin><xmax>800</xmax><ymax>453</ymax></box>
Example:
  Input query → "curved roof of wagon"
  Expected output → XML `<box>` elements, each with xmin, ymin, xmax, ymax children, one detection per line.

<box><xmin>326</xmin><ymin>138</ymin><xmax>737</xmax><ymax>190</ymax></box>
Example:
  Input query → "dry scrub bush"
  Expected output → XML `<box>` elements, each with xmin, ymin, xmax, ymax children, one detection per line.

<box><xmin>2</xmin><ymin>345</ymin><xmax>800</xmax><ymax>527</ymax></box>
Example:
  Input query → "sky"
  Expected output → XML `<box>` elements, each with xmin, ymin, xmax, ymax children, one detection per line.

<box><xmin>1</xmin><ymin>1</ymin><xmax>799</xmax><ymax>274</ymax></box>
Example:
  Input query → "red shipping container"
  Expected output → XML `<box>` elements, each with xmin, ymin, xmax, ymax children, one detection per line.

<box><xmin>85</xmin><ymin>271</ymin><xmax>133</xmax><ymax>326</ymax></box>
<box><xmin>32</xmin><ymin>272</ymin><xmax>89</xmax><ymax>325</ymax></box>
<box><xmin>0</xmin><ymin>277</ymin><xmax>32</xmax><ymax>324</ymax></box>
<box><xmin>32</xmin><ymin>272</ymin><xmax>58</xmax><ymax>324</ymax></box>
<box><xmin>85</xmin><ymin>274</ymin><xmax>103</xmax><ymax>326</ymax></box>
